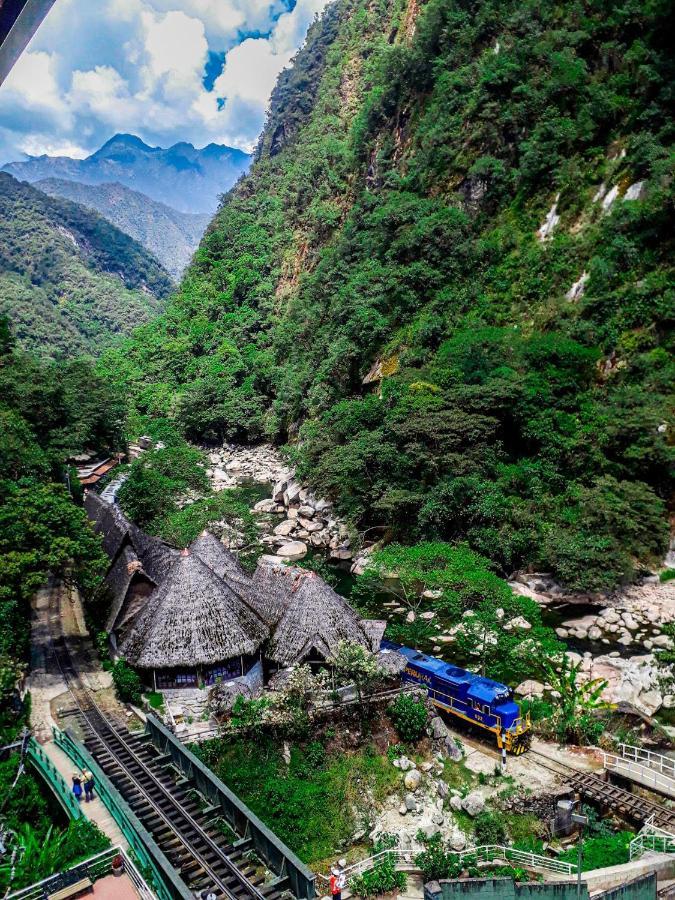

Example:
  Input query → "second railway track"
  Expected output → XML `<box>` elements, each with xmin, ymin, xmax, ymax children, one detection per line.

<box><xmin>47</xmin><ymin>607</ymin><xmax>289</xmax><ymax>900</ymax></box>
<box><xmin>528</xmin><ymin>749</ymin><xmax>675</xmax><ymax>832</ymax></box>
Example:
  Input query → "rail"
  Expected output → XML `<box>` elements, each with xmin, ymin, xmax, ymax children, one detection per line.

<box><xmin>318</xmin><ymin>845</ymin><xmax>577</xmax><ymax>883</ymax></box>
<box><xmin>7</xmin><ymin>845</ymin><xmax>156</xmax><ymax>900</ymax></box>
<box><xmin>54</xmin><ymin>726</ymin><xmax>193</xmax><ymax>900</ymax></box>
<box><xmin>145</xmin><ymin>714</ymin><xmax>316</xmax><ymax>899</ymax></box>
<box><xmin>603</xmin><ymin>747</ymin><xmax>675</xmax><ymax>797</ymax></box>
<box><xmin>630</xmin><ymin>816</ymin><xmax>675</xmax><ymax>861</ymax></box>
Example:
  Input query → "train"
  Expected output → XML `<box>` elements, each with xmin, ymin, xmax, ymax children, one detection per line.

<box><xmin>382</xmin><ymin>641</ymin><xmax>532</xmax><ymax>754</ymax></box>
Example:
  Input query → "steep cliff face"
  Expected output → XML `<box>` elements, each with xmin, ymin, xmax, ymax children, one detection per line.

<box><xmin>104</xmin><ymin>0</ymin><xmax>674</xmax><ymax>591</ymax></box>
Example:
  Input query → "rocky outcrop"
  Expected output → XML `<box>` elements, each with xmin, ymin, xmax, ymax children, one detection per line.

<box><xmin>204</xmin><ymin>444</ymin><xmax>353</xmax><ymax>563</ymax></box>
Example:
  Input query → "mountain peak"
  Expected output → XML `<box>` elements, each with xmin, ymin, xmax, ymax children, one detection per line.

<box><xmin>92</xmin><ymin>133</ymin><xmax>157</xmax><ymax>158</ymax></box>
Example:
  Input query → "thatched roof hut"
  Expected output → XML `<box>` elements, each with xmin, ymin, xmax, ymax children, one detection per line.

<box><xmin>262</xmin><ymin>564</ymin><xmax>375</xmax><ymax>666</ymax></box>
<box><xmin>119</xmin><ymin>550</ymin><xmax>269</xmax><ymax>669</ymax></box>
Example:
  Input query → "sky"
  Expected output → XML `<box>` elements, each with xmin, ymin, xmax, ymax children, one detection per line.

<box><xmin>0</xmin><ymin>0</ymin><xmax>329</xmax><ymax>164</ymax></box>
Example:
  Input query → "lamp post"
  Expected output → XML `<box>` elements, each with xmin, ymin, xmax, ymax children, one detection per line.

<box><xmin>571</xmin><ymin>808</ymin><xmax>589</xmax><ymax>899</ymax></box>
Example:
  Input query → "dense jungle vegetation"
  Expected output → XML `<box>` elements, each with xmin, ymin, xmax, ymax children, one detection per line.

<box><xmin>0</xmin><ymin>317</ymin><xmax>119</xmax><ymax>741</ymax></box>
<box><xmin>0</xmin><ymin>173</ymin><xmax>172</xmax><ymax>356</ymax></box>
<box><xmin>100</xmin><ymin>0</ymin><xmax>674</xmax><ymax>593</ymax></box>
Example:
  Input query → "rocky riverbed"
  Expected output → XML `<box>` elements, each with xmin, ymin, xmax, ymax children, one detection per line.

<box><xmin>204</xmin><ymin>443</ymin><xmax>355</xmax><ymax>564</ymax></box>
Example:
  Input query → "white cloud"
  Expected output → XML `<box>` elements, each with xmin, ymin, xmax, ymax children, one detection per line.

<box><xmin>0</xmin><ymin>0</ymin><xmax>330</xmax><ymax>163</ymax></box>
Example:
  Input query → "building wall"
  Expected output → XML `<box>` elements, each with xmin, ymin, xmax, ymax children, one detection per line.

<box><xmin>424</xmin><ymin>873</ymin><xmax>656</xmax><ymax>900</ymax></box>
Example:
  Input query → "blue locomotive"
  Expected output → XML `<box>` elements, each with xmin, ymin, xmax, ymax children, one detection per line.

<box><xmin>382</xmin><ymin>641</ymin><xmax>532</xmax><ymax>754</ymax></box>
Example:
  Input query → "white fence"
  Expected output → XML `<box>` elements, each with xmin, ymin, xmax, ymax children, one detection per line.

<box><xmin>630</xmin><ymin>816</ymin><xmax>675</xmax><ymax>862</ymax></box>
<box><xmin>318</xmin><ymin>845</ymin><xmax>576</xmax><ymax>884</ymax></box>
<box><xmin>603</xmin><ymin>744</ymin><xmax>675</xmax><ymax>797</ymax></box>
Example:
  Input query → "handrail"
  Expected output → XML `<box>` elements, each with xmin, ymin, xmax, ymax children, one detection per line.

<box><xmin>629</xmin><ymin>818</ymin><xmax>675</xmax><ymax>861</ymax></box>
<box><xmin>7</xmin><ymin>845</ymin><xmax>157</xmax><ymax>900</ymax></box>
<box><xmin>618</xmin><ymin>744</ymin><xmax>675</xmax><ymax>778</ymax></box>
<box><xmin>54</xmin><ymin>726</ymin><xmax>193</xmax><ymax>900</ymax></box>
<box><xmin>26</xmin><ymin>739</ymin><xmax>84</xmax><ymax>821</ymax></box>
<box><xmin>319</xmin><ymin>845</ymin><xmax>577</xmax><ymax>882</ymax></box>
<box><xmin>603</xmin><ymin>750</ymin><xmax>675</xmax><ymax>796</ymax></box>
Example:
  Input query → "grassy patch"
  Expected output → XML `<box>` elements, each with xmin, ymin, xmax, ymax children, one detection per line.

<box><xmin>145</xmin><ymin>691</ymin><xmax>165</xmax><ymax>711</ymax></box>
<box><xmin>194</xmin><ymin>736</ymin><xmax>399</xmax><ymax>865</ymax></box>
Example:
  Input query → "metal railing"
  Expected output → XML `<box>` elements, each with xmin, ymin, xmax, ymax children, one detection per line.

<box><xmin>630</xmin><ymin>816</ymin><xmax>675</xmax><ymax>861</ymax></box>
<box><xmin>603</xmin><ymin>746</ymin><xmax>675</xmax><ymax>797</ymax></box>
<box><xmin>26</xmin><ymin>739</ymin><xmax>84</xmax><ymax>821</ymax></box>
<box><xmin>7</xmin><ymin>845</ymin><xmax>156</xmax><ymax>900</ymax></box>
<box><xmin>54</xmin><ymin>726</ymin><xmax>193</xmax><ymax>900</ymax></box>
<box><xmin>318</xmin><ymin>845</ymin><xmax>576</xmax><ymax>883</ymax></box>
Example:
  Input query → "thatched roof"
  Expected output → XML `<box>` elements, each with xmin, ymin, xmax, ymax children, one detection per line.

<box><xmin>119</xmin><ymin>550</ymin><xmax>269</xmax><ymax>668</ymax></box>
<box><xmin>129</xmin><ymin>523</ymin><xmax>178</xmax><ymax>583</ymax></box>
<box><xmin>103</xmin><ymin>545</ymin><xmax>152</xmax><ymax>631</ymax></box>
<box><xmin>263</xmin><ymin>564</ymin><xmax>373</xmax><ymax>666</ymax></box>
<box><xmin>249</xmin><ymin>561</ymin><xmax>299</xmax><ymax>626</ymax></box>
<box><xmin>189</xmin><ymin>531</ymin><xmax>246</xmax><ymax>579</ymax></box>
<box><xmin>361</xmin><ymin>619</ymin><xmax>387</xmax><ymax>652</ymax></box>
<box><xmin>84</xmin><ymin>491</ymin><xmax>131</xmax><ymax>561</ymax></box>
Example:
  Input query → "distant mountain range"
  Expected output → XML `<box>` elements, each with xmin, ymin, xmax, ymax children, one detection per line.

<box><xmin>0</xmin><ymin>172</ymin><xmax>172</xmax><ymax>357</ymax></box>
<box><xmin>1</xmin><ymin>133</ymin><xmax>251</xmax><ymax>214</ymax></box>
<box><xmin>36</xmin><ymin>179</ymin><xmax>210</xmax><ymax>280</ymax></box>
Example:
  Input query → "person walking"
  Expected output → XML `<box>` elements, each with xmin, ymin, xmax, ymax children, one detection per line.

<box><xmin>72</xmin><ymin>773</ymin><xmax>83</xmax><ymax>802</ymax></box>
<box><xmin>84</xmin><ymin>770</ymin><xmax>95</xmax><ymax>802</ymax></box>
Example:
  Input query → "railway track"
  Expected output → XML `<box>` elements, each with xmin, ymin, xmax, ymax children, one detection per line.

<box><xmin>528</xmin><ymin>749</ymin><xmax>675</xmax><ymax>832</ymax></box>
<box><xmin>47</xmin><ymin>609</ymin><xmax>289</xmax><ymax>900</ymax></box>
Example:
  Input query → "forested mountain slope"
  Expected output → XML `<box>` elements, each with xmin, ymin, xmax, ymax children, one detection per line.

<box><xmin>36</xmin><ymin>179</ymin><xmax>210</xmax><ymax>280</ymax></box>
<box><xmin>0</xmin><ymin>316</ymin><xmax>117</xmax><ymax>737</ymax></box>
<box><xmin>0</xmin><ymin>174</ymin><xmax>172</xmax><ymax>356</ymax></box>
<box><xmin>102</xmin><ymin>0</ymin><xmax>674</xmax><ymax>592</ymax></box>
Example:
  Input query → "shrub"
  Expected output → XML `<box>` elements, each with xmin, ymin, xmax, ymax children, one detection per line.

<box><xmin>474</xmin><ymin>811</ymin><xmax>507</xmax><ymax>846</ymax></box>
<box><xmin>558</xmin><ymin>831</ymin><xmax>633</xmax><ymax>871</ymax></box>
<box><xmin>350</xmin><ymin>854</ymin><xmax>407</xmax><ymax>897</ymax></box>
<box><xmin>414</xmin><ymin>834</ymin><xmax>479</xmax><ymax>882</ymax></box>
<box><xmin>389</xmin><ymin>693</ymin><xmax>428</xmax><ymax>743</ymax></box>
<box><xmin>111</xmin><ymin>659</ymin><xmax>143</xmax><ymax>705</ymax></box>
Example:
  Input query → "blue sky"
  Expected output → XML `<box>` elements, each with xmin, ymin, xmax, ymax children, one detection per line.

<box><xmin>0</xmin><ymin>0</ymin><xmax>329</xmax><ymax>164</ymax></box>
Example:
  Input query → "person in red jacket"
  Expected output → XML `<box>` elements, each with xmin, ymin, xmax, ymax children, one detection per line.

<box><xmin>329</xmin><ymin>867</ymin><xmax>342</xmax><ymax>900</ymax></box>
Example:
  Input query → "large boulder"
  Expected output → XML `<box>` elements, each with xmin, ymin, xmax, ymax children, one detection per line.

<box><xmin>404</xmin><ymin>769</ymin><xmax>422</xmax><ymax>791</ymax></box>
<box><xmin>276</xmin><ymin>541</ymin><xmax>308</xmax><ymax>561</ymax></box>
<box><xmin>429</xmin><ymin>716</ymin><xmax>449</xmax><ymax>741</ymax></box>
<box><xmin>461</xmin><ymin>791</ymin><xmax>485</xmax><ymax>817</ymax></box>
<box><xmin>273</xmin><ymin>519</ymin><xmax>296</xmax><ymax>536</ymax></box>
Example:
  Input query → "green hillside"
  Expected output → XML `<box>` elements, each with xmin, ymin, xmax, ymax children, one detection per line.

<box><xmin>0</xmin><ymin>173</ymin><xmax>172</xmax><ymax>356</ymax></box>
<box><xmin>101</xmin><ymin>0</ymin><xmax>674</xmax><ymax>592</ymax></box>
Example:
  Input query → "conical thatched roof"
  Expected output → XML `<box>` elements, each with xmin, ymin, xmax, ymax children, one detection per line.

<box><xmin>190</xmin><ymin>531</ymin><xmax>273</xmax><ymax>621</ymax></box>
<box><xmin>263</xmin><ymin>564</ymin><xmax>372</xmax><ymax>666</ymax></box>
<box><xmin>190</xmin><ymin>532</ymin><xmax>246</xmax><ymax>579</ymax></box>
<box><xmin>129</xmin><ymin>523</ymin><xmax>178</xmax><ymax>583</ymax></box>
<box><xmin>119</xmin><ymin>551</ymin><xmax>269</xmax><ymax>668</ymax></box>
<box><xmin>84</xmin><ymin>491</ymin><xmax>131</xmax><ymax>561</ymax></box>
